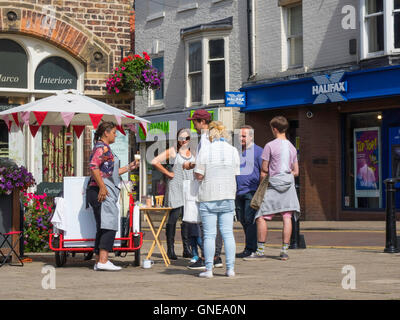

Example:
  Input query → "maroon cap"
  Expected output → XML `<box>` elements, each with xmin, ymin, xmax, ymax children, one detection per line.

<box><xmin>187</xmin><ymin>109</ymin><xmax>211</xmax><ymax>121</ymax></box>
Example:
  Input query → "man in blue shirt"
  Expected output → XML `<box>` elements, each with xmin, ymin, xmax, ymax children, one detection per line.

<box><xmin>235</xmin><ymin>125</ymin><xmax>263</xmax><ymax>258</ymax></box>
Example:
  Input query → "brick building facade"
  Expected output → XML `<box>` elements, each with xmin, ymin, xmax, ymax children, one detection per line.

<box><xmin>0</xmin><ymin>0</ymin><xmax>135</xmax><ymax>187</ymax></box>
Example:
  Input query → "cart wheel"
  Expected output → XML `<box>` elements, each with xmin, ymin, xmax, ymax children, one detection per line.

<box><xmin>52</xmin><ymin>237</ymin><xmax>67</xmax><ymax>267</ymax></box>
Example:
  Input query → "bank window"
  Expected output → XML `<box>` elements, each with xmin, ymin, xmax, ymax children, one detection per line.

<box><xmin>151</xmin><ymin>56</ymin><xmax>164</xmax><ymax>105</ymax></box>
<box><xmin>42</xmin><ymin>126</ymin><xmax>75</xmax><ymax>182</ymax></box>
<box><xmin>343</xmin><ymin>112</ymin><xmax>383</xmax><ymax>210</ymax></box>
<box><xmin>188</xmin><ymin>41</ymin><xmax>202</xmax><ymax>104</ymax></box>
<box><xmin>395</xmin><ymin>0</ymin><xmax>400</xmax><ymax>48</ymax></box>
<box><xmin>286</xmin><ymin>4</ymin><xmax>303</xmax><ymax>68</ymax></box>
<box><xmin>361</xmin><ymin>0</ymin><xmax>400</xmax><ymax>58</ymax></box>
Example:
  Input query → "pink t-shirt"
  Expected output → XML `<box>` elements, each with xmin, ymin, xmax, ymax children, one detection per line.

<box><xmin>261</xmin><ymin>138</ymin><xmax>298</xmax><ymax>177</ymax></box>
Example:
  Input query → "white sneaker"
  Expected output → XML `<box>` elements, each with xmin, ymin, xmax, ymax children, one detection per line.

<box><xmin>96</xmin><ymin>260</ymin><xmax>122</xmax><ymax>271</ymax></box>
<box><xmin>199</xmin><ymin>270</ymin><xmax>213</xmax><ymax>278</ymax></box>
<box><xmin>226</xmin><ymin>269</ymin><xmax>235</xmax><ymax>277</ymax></box>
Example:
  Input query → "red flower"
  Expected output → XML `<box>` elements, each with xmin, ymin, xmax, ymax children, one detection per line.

<box><xmin>122</xmin><ymin>57</ymin><xmax>129</xmax><ymax>63</ymax></box>
<box><xmin>143</xmin><ymin>52</ymin><xmax>150</xmax><ymax>61</ymax></box>
<box><xmin>134</xmin><ymin>54</ymin><xmax>141</xmax><ymax>59</ymax></box>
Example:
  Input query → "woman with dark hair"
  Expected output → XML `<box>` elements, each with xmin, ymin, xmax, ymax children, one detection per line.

<box><xmin>151</xmin><ymin>128</ymin><xmax>194</xmax><ymax>260</ymax></box>
<box><xmin>87</xmin><ymin>121</ymin><xmax>139</xmax><ymax>271</ymax></box>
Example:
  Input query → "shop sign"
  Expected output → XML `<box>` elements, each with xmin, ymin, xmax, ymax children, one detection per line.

<box><xmin>312</xmin><ymin>72</ymin><xmax>347</xmax><ymax>104</ymax></box>
<box><xmin>225</xmin><ymin>92</ymin><xmax>246</xmax><ymax>107</ymax></box>
<box><xmin>353</xmin><ymin>127</ymin><xmax>381</xmax><ymax>205</ymax></box>
<box><xmin>37</xmin><ymin>182</ymin><xmax>63</xmax><ymax>197</ymax></box>
<box><xmin>0</xmin><ymin>39</ymin><xmax>28</xmax><ymax>89</ymax></box>
<box><xmin>35</xmin><ymin>56</ymin><xmax>77</xmax><ymax>90</ymax></box>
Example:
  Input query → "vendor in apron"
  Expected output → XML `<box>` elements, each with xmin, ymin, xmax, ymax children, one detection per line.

<box><xmin>87</xmin><ymin>122</ymin><xmax>139</xmax><ymax>271</ymax></box>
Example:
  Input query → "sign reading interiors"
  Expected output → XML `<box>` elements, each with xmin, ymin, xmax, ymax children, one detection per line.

<box><xmin>35</xmin><ymin>56</ymin><xmax>77</xmax><ymax>90</ymax></box>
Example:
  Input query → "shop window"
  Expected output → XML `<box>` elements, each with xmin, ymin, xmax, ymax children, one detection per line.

<box><xmin>151</xmin><ymin>56</ymin><xmax>164</xmax><ymax>105</ymax></box>
<box><xmin>42</xmin><ymin>126</ymin><xmax>75</xmax><ymax>183</ymax></box>
<box><xmin>188</xmin><ymin>41</ymin><xmax>202</xmax><ymax>104</ymax></box>
<box><xmin>343</xmin><ymin>112</ymin><xmax>383</xmax><ymax>209</ymax></box>
<box><xmin>185</xmin><ymin>37</ymin><xmax>228</xmax><ymax>106</ymax></box>
<box><xmin>286</xmin><ymin>3</ymin><xmax>303</xmax><ymax>68</ymax></box>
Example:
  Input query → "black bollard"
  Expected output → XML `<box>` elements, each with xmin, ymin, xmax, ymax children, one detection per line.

<box><xmin>289</xmin><ymin>214</ymin><xmax>300</xmax><ymax>249</ymax></box>
<box><xmin>384</xmin><ymin>178</ymin><xmax>400</xmax><ymax>253</ymax></box>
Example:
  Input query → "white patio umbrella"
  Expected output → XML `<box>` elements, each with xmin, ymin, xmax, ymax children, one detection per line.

<box><xmin>0</xmin><ymin>89</ymin><xmax>149</xmax><ymax>137</ymax></box>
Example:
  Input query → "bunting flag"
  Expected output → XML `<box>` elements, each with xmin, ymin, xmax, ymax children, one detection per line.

<box><xmin>49</xmin><ymin>125</ymin><xmax>63</xmax><ymax>137</ymax></box>
<box><xmin>61</xmin><ymin>112</ymin><xmax>75</xmax><ymax>127</ymax></box>
<box><xmin>11</xmin><ymin>113</ymin><xmax>20</xmax><ymax>128</ymax></box>
<box><xmin>33</xmin><ymin>111</ymin><xmax>48</xmax><ymax>127</ymax></box>
<box><xmin>29</xmin><ymin>125</ymin><xmax>40</xmax><ymax>137</ymax></box>
<box><xmin>139</xmin><ymin>121</ymin><xmax>147</xmax><ymax>137</ymax></box>
<box><xmin>21</xmin><ymin>111</ymin><xmax>30</xmax><ymax>125</ymax></box>
<box><xmin>19</xmin><ymin>123</ymin><xmax>24</xmax><ymax>132</ymax></box>
<box><xmin>2</xmin><ymin>115</ymin><xmax>11</xmax><ymax>132</ymax></box>
<box><xmin>114</xmin><ymin>115</ymin><xmax>122</xmax><ymax>127</ymax></box>
<box><xmin>124</xmin><ymin>115</ymin><xmax>136</xmax><ymax>120</ymax></box>
<box><xmin>126</xmin><ymin>123</ymin><xmax>137</xmax><ymax>133</ymax></box>
<box><xmin>73</xmin><ymin>125</ymin><xmax>85</xmax><ymax>139</ymax></box>
<box><xmin>117</xmin><ymin>125</ymin><xmax>126</xmax><ymax>136</ymax></box>
<box><xmin>89</xmin><ymin>114</ymin><xmax>103</xmax><ymax>129</ymax></box>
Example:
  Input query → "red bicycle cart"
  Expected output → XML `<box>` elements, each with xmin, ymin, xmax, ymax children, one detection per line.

<box><xmin>49</xmin><ymin>194</ymin><xmax>143</xmax><ymax>267</ymax></box>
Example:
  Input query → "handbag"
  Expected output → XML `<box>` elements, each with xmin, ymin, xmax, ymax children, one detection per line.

<box><xmin>250</xmin><ymin>175</ymin><xmax>269</xmax><ymax>211</ymax></box>
<box><xmin>182</xmin><ymin>179</ymin><xmax>201</xmax><ymax>223</ymax></box>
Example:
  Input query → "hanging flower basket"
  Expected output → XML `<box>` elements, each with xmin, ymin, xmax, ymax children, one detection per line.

<box><xmin>106</xmin><ymin>52</ymin><xmax>164</xmax><ymax>95</ymax></box>
<box><xmin>0</xmin><ymin>159</ymin><xmax>36</xmax><ymax>195</ymax></box>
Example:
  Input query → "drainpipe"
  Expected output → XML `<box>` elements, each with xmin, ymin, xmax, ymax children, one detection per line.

<box><xmin>247</xmin><ymin>0</ymin><xmax>256</xmax><ymax>80</ymax></box>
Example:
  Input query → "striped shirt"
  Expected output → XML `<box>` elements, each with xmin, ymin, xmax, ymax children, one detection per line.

<box><xmin>194</xmin><ymin>140</ymin><xmax>240</xmax><ymax>202</ymax></box>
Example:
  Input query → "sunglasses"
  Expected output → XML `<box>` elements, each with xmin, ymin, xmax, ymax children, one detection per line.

<box><xmin>178</xmin><ymin>136</ymin><xmax>190</xmax><ymax>141</ymax></box>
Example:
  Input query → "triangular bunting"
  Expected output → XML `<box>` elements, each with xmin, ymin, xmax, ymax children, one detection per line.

<box><xmin>29</xmin><ymin>125</ymin><xmax>40</xmax><ymax>137</ymax></box>
<box><xmin>89</xmin><ymin>114</ymin><xmax>103</xmax><ymax>129</ymax></box>
<box><xmin>50</xmin><ymin>125</ymin><xmax>63</xmax><ymax>137</ymax></box>
<box><xmin>2</xmin><ymin>115</ymin><xmax>11</xmax><ymax>132</ymax></box>
<box><xmin>61</xmin><ymin>112</ymin><xmax>75</xmax><ymax>127</ymax></box>
<box><xmin>117</xmin><ymin>125</ymin><xmax>126</xmax><ymax>136</ymax></box>
<box><xmin>126</xmin><ymin>123</ymin><xmax>137</xmax><ymax>133</ymax></box>
<box><xmin>139</xmin><ymin>121</ymin><xmax>147</xmax><ymax>137</ymax></box>
<box><xmin>114</xmin><ymin>115</ymin><xmax>122</xmax><ymax>127</ymax></box>
<box><xmin>33</xmin><ymin>111</ymin><xmax>48</xmax><ymax>127</ymax></box>
<box><xmin>19</xmin><ymin>123</ymin><xmax>24</xmax><ymax>131</ymax></box>
<box><xmin>21</xmin><ymin>111</ymin><xmax>30</xmax><ymax>125</ymax></box>
<box><xmin>124</xmin><ymin>115</ymin><xmax>136</xmax><ymax>120</ymax></box>
<box><xmin>11</xmin><ymin>113</ymin><xmax>20</xmax><ymax>127</ymax></box>
<box><xmin>73</xmin><ymin>125</ymin><xmax>85</xmax><ymax>139</ymax></box>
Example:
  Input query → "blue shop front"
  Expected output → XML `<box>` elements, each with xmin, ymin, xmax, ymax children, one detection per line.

<box><xmin>241</xmin><ymin>65</ymin><xmax>400</xmax><ymax>221</ymax></box>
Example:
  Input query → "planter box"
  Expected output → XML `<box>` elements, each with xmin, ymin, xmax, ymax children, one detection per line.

<box><xmin>0</xmin><ymin>190</ymin><xmax>21</xmax><ymax>262</ymax></box>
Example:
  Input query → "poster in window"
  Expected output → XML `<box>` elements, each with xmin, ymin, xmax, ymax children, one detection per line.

<box><xmin>354</xmin><ymin>127</ymin><xmax>381</xmax><ymax>196</ymax></box>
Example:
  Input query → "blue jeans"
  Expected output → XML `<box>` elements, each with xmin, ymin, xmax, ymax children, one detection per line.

<box><xmin>235</xmin><ymin>191</ymin><xmax>257</xmax><ymax>252</ymax></box>
<box><xmin>199</xmin><ymin>200</ymin><xmax>236</xmax><ymax>271</ymax></box>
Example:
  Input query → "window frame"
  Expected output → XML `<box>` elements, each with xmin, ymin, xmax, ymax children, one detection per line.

<box><xmin>360</xmin><ymin>0</ymin><xmax>400</xmax><ymax>59</ymax></box>
<box><xmin>149</xmin><ymin>54</ymin><xmax>165</xmax><ymax>108</ymax></box>
<box><xmin>184</xmin><ymin>32</ymin><xmax>229</xmax><ymax>108</ymax></box>
<box><xmin>285</xmin><ymin>3</ymin><xmax>303</xmax><ymax>69</ymax></box>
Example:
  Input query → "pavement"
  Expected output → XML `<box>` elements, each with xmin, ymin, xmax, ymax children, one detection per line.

<box><xmin>1</xmin><ymin>221</ymin><xmax>400</xmax><ymax>301</ymax></box>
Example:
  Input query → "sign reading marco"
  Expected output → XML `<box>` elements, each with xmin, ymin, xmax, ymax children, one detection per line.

<box><xmin>0</xmin><ymin>39</ymin><xmax>28</xmax><ymax>89</ymax></box>
<box><xmin>312</xmin><ymin>72</ymin><xmax>347</xmax><ymax>104</ymax></box>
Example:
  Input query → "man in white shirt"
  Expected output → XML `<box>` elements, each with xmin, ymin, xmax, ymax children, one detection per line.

<box><xmin>183</xmin><ymin>109</ymin><xmax>224</xmax><ymax>270</ymax></box>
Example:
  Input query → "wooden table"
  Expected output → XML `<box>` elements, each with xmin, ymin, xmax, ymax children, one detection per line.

<box><xmin>140</xmin><ymin>207</ymin><xmax>172</xmax><ymax>267</ymax></box>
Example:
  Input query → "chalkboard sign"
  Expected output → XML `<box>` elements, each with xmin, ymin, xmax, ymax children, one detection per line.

<box><xmin>35</xmin><ymin>56</ymin><xmax>77</xmax><ymax>90</ymax></box>
<box><xmin>37</xmin><ymin>182</ymin><xmax>63</xmax><ymax>197</ymax></box>
<box><xmin>0</xmin><ymin>39</ymin><xmax>28</xmax><ymax>89</ymax></box>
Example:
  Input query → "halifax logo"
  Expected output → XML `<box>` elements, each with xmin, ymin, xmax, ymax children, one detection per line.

<box><xmin>312</xmin><ymin>72</ymin><xmax>348</xmax><ymax>104</ymax></box>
